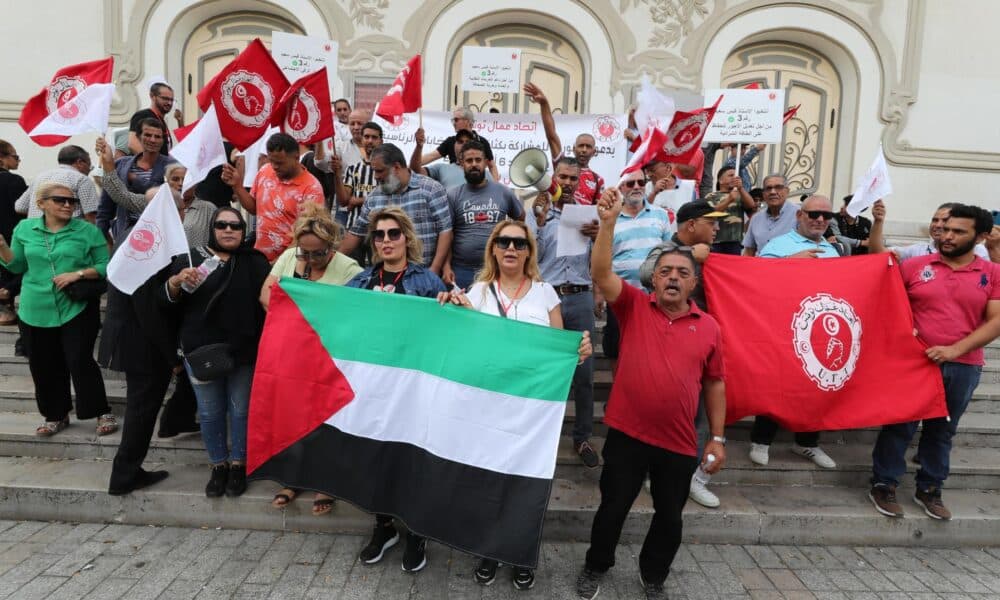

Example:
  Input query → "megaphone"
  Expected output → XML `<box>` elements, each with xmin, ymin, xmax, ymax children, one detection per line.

<box><xmin>509</xmin><ymin>148</ymin><xmax>562</xmax><ymax>209</ymax></box>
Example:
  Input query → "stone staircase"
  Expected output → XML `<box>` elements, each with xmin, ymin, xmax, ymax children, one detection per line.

<box><xmin>1</xmin><ymin>319</ymin><xmax>999</xmax><ymax>547</ymax></box>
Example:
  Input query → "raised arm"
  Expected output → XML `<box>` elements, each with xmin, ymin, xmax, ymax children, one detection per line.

<box><xmin>410</xmin><ymin>128</ymin><xmax>430</xmax><ymax>176</ymax></box>
<box><xmin>592</xmin><ymin>188</ymin><xmax>624</xmax><ymax>303</ymax></box>
<box><xmin>868</xmin><ymin>200</ymin><xmax>888</xmax><ymax>255</ymax></box>
<box><xmin>523</xmin><ymin>83</ymin><xmax>561</xmax><ymax>161</ymax></box>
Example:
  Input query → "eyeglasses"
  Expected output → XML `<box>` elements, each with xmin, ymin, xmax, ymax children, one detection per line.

<box><xmin>156</xmin><ymin>95</ymin><xmax>174</xmax><ymax>102</ymax></box>
<box><xmin>47</xmin><ymin>196</ymin><xmax>79</xmax><ymax>206</ymax></box>
<box><xmin>495</xmin><ymin>236</ymin><xmax>529</xmax><ymax>251</ymax></box>
<box><xmin>5</xmin><ymin>154</ymin><xmax>20</xmax><ymax>161</ymax></box>
<box><xmin>373</xmin><ymin>228</ymin><xmax>403</xmax><ymax>242</ymax></box>
<box><xmin>763</xmin><ymin>185</ymin><xmax>786</xmax><ymax>192</ymax></box>
<box><xmin>804</xmin><ymin>210</ymin><xmax>835</xmax><ymax>221</ymax></box>
<box><xmin>213</xmin><ymin>221</ymin><xmax>245</xmax><ymax>231</ymax></box>
<box><xmin>621</xmin><ymin>179</ymin><xmax>646</xmax><ymax>188</ymax></box>
<box><xmin>296</xmin><ymin>248</ymin><xmax>331</xmax><ymax>260</ymax></box>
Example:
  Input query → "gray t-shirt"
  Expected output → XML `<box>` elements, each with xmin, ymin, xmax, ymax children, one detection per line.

<box><xmin>447</xmin><ymin>181</ymin><xmax>524</xmax><ymax>268</ymax></box>
<box><xmin>426</xmin><ymin>163</ymin><xmax>492</xmax><ymax>192</ymax></box>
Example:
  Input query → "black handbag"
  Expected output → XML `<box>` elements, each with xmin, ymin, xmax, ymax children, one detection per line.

<box><xmin>62</xmin><ymin>278</ymin><xmax>107</xmax><ymax>302</ymax></box>
<box><xmin>185</xmin><ymin>343</ymin><xmax>235</xmax><ymax>381</ymax></box>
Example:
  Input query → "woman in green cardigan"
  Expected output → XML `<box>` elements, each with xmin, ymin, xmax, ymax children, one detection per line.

<box><xmin>0</xmin><ymin>182</ymin><xmax>115</xmax><ymax>437</ymax></box>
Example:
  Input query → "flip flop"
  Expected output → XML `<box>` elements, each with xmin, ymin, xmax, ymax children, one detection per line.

<box><xmin>271</xmin><ymin>488</ymin><xmax>298</xmax><ymax>508</ymax></box>
<box><xmin>311</xmin><ymin>495</ymin><xmax>335</xmax><ymax>516</ymax></box>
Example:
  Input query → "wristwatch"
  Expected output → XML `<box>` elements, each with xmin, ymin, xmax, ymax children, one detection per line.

<box><xmin>711</xmin><ymin>435</ymin><xmax>727</xmax><ymax>445</ymax></box>
<box><xmin>76</xmin><ymin>270</ymin><xmax>85</xmax><ymax>279</ymax></box>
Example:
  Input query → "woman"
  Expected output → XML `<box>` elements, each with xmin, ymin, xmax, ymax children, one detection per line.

<box><xmin>0</xmin><ymin>182</ymin><xmax>114</xmax><ymax>437</ymax></box>
<box><xmin>261</xmin><ymin>203</ymin><xmax>361</xmax><ymax>513</ymax></box>
<box><xmin>347</xmin><ymin>207</ymin><xmax>446</xmax><ymax>573</ymax></box>
<box><xmin>164</xmin><ymin>207</ymin><xmax>270</xmax><ymax>497</ymax></box>
<box><xmin>438</xmin><ymin>219</ymin><xmax>592</xmax><ymax>590</ymax></box>
<box><xmin>0</xmin><ymin>139</ymin><xmax>27</xmax><ymax>326</ymax></box>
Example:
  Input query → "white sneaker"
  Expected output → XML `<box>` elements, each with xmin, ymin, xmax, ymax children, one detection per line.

<box><xmin>749</xmin><ymin>443</ymin><xmax>770</xmax><ymax>466</ymax></box>
<box><xmin>689</xmin><ymin>478</ymin><xmax>720</xmax><ymax>508</ymax></box>
<box><xmin>792</xmin><ymin>444</ymin><xmax>836</xmax><ymax>468</ymax></box>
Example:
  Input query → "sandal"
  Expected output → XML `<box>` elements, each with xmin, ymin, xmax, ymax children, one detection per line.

<box><xmin>271</xmin><ymin>488</ymin><xmax>298</xmax><ymax>508</ymax></box>
<box><xmin>96</xmin><ymin>414</ymin><xmax>118</xmax><ymax>436</ymax></box>
<box><xmin>36</xmin><ymin>417</ymin><xmax>69</xmax><ymax>437</ymax></box>
<box><xmin>311</xmin><ymin>494</ymin><xmax>335</xmax><ymax>516</ymax></box>
<box><xmin>0</xmin><ymin>306</ymin><xmax>17</xmax><ymax>326</ymax></box>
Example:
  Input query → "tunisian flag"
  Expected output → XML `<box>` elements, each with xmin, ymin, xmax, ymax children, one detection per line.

<box><xmin>270</xmin><ymin>67</ymin><xmax>333</xmax><ymax>145</ymax></box>
<box><xmin>702</xmin><ymin>253</ymin><xmax>946</xmax><ymax>431</ymax></box>
<box><xmin>19</xmin><ymin>57</ymin><xmax>114</xmax><ymax>146</ymax></box>
<box><xmin>661</xmin><ymin>95</ymin><xmax>723</xmax><ymax>165</ymax></box>
<box><xmin>197</xmin><ymin>39</ymin><xmax>289</xmax><ymax>150</ymax></box>
<box><xmin>375</xmin><ymin>55</ymin><xmax>421</xmax><ymax>125</ymax></box>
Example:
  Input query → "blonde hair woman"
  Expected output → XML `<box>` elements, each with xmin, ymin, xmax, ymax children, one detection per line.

<box><xmin>346</xmin><ymin>207</ymin><xmax>446</xmax><ymax>297</ymax></box>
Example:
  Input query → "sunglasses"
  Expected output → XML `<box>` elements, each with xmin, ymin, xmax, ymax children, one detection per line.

<box><xmin>213</xmin><ymin>221</ymin><xmax>245</xmax><ymax>231</ymax></box>
<box><xmin>804</xmin><ymin>210</ymin><xmax>835</xmax><ymax>221</ymax></box>
<box><xmin>622</xmin><ymin>179</ymin><xmax>646</xmax><ymax>188</ymax></box>
<box><xmin>5</xmin><ymin>154</ymin><xmax>20</xmax><ymax>161</ymax></box>
<box><xmin>296</xmin><ymin>248</ymin><xmax>330</xmax><ymax>260</ymax></box>
<box><xmin>373</xmin><ymin>228</ymin><xmax>403</xmax><ymax>242</ymax></box>
<box><xmin>495</xmin><ymin>236</ymin><xmax>529</xmax><ymax>251</ymax></box>
<box><xmin>47</xmin><ymin>196</ymin><xmax>80</xmax><ymax>206</ymax></box>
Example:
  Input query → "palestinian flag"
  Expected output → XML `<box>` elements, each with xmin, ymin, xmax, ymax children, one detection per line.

<box><xmin>248</xmin><ymin>278</ymin><xmax>580</xmax><ymax>567</ymax></box>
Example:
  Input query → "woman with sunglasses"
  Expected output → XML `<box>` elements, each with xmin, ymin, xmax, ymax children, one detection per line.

<box><xmin>163</xmin><ymin>208</ymin><xmax>270</xmax><ymax>497</ymax></box>
<box><xmin>260</xmin><ymin>203</ymin><xmax>361</xmax><ymax>515</ymax></box>
<box><xmin>438</xmin><ymin>219</ymin><xmax>592</xmax><ymax>590</ymax></box>
<box><xmin>0</xmin><ymin>182</ymin><xmax>113</xmax><ymax>437</ymax></box>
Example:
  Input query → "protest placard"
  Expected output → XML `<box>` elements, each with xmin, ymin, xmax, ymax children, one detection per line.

<box><xmin>703</xmin><ymin>88</ymin><xmax>785</xmax><ymax>143</ymax></box>
<box><xmin>461</xmin><ymin>47</ymin><xmax>522</xmax><ymax>93</ymax></box>
<box><xmin>271</xmin><ymin>31</ymin><xmax>338</xmax><ymax>91</ymax></box>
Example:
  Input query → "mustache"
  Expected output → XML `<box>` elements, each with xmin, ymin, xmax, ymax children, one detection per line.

<box><xmin>666</xmin><ymin>282</ymin><xmax>681</xmax><ymax>292</ymax></box>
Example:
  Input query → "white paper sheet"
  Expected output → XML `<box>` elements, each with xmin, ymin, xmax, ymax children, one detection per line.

<box><xmin>556</xmin><ymin>204</ymin><xmax>598</xmax><ymax>257</ymax></box>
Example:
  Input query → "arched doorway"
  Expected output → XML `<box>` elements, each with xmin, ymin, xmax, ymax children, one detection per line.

<box><xmin>182</xmin><ymin>12</ymin><xmax>304</xmax><ymax>123</ymax></box>
<box><xmin>721</xmin><ymin>42</ymin><xmax>842</xmax><ymax>197</ymax></box>
<box><xmin>448</xmin><ymin>24</ymin><xmax>585</xmax><ymax>114</ymax></box>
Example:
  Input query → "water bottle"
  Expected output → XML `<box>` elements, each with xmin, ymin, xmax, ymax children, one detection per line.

<box><xmin>692</xmin><ymin>453</ymin><xmax>716</xmax><ymax>485</ymax></box>
<box><xmin>181</xmin><ymin>255</ymin><xmax>221</xmax><ymax>293</ymax></box>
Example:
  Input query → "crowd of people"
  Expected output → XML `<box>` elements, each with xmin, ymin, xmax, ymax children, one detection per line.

<box><xmin>1</xmin><ymin>78</ymin><xmax>999</xmax><ymax>600</ymax></box>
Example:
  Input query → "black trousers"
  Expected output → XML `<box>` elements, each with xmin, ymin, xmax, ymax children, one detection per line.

<box><xmin>159</xmin><ymin>368</ymin><xmax>198</xmax><ymax>430</ymax></box>
<box><xmin>585</xmin><ymin>428</ymin><xmax>698</xmax><ymax>585</ymax></box>
<box><xmin>750</xmin><ymin>416</ymin><xmax>820</xmax><ymax>447</ymax></box>
<box><xmin>109</xmin><ymin>367</ymin><xmax>173</xmax><ymax>491</ymax></box>
<box><xmin>19</xmin><ymin>301</ymin><xmax>108</xmax><ymax>421</ymax></box>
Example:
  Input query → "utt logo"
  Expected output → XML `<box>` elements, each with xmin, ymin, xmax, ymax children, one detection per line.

<box><xmin>220</xmin><ymin>70</ymin><xmax>275</xmax><ymax>127</ymax></box>
<box><xmin>284</xmin><ymin>89</ymin><xmax>321</xmax><ymax>142</ymax></box>
<box><xmin>593</xmin><ymin>116</ymin><xmax>622</xmax><ymax>143</ymax></box>
<box><xmin>46</xmin><ymin>76</ymin><xmax>87</xmax><ymax>122</ymax></box>
<box><xmin>124</xmin><ymin>220</ymin><xmax>163</xmax><ymax>261</ymax></box>
<box><xmin>791</xmin><ymin>293</ymin><xmax>862</xmax><ymax>391</ymax></box>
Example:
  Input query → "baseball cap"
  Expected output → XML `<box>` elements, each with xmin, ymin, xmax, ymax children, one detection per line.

<box><xmin>676</xmin><ymin>200</ymin><xmax>728</xmax><ymax>223</ymax></box>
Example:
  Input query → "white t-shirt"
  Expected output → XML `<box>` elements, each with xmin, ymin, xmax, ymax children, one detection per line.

<box><xmin>466</xmin><ymin>280</ymin><xmax>560</xmax><ymax>326</ymax></box>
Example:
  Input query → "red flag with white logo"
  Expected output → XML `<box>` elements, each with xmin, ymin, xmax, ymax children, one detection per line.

<box><xmin>619</xmin><ymin>125</ymin><xmax>667</xmax><ymax>177</ymax></box>
<box><xmin>702</xmin><ymin>254</ymin><xmax>946</xmax><ymax>431</ymax></box>
<box><xmin>197</xmin><ymin>39</ymin><xmax>289</xmax><ymax>150</ymax></box>
<box><xmin>783</xmin><ymin>104</ymin><xmax>801</xmax><ymax>124</ymax></box>
<box><xmin>375</xmin><ymin>55</ymin><xmax>422</xmax><ymax>126</ymax></box>
<box><xmin>19</xmin><ymin>57</ymin><xmax>114</xmax><ymax>146</ymax></box>
<box><xmin>270</xmin><ymin>67</ymin><xmax>333</xmax><ymax>145</ymax></box>
<box><xmin>661</xmin><ymin>95</ymin><xmax>723</xmax><ymax>165</ymax></box>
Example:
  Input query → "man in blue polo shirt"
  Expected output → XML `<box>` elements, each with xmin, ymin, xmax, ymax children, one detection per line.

<box><xmin>751</xmin><ymin>195</ymin><xmax>840</xmax><ymax>470</ymax></box>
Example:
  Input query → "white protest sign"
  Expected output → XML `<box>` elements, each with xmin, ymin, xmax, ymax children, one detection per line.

<box><xmin>556</xmin><ymin>204</ymin><xmax>598</xmax><ymax>257</ymax></box>
<box><xmin>703</xmin><ymin>89</ymin><xmax>785</xmax><ymax>143</ymax></box>
<box><xmin>374</xmin><ymin>110</ymin><xmax>628</xmax><ymax>187</ymax></box>
<box><xmin>461</xmin><ymin>47</ymin><xmax>522</xmax><ymax>93</ymax></box>
<box><xmin>271</xmin><ymin>31</ymin><xmax>339</xmax><ymax>92</ymax></box>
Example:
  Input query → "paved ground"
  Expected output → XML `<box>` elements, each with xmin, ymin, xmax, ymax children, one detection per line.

<box><xmin>1</xmin><ymin>521</ymin><xmax>999</xmax><ymax>599</ymax></box>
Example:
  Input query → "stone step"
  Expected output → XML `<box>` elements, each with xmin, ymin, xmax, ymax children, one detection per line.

<box><xmin>0</xmin><ymin>455</ymin><xmax>997</xmax><ymax>547</ymax></box>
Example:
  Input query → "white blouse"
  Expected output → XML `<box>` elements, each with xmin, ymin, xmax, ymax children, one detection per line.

<box><xmin>466</xmin><ymin>280</ymin><xmax>561</xmax><ymax>326</ymax></box>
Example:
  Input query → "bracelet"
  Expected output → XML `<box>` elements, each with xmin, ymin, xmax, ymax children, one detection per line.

<box><xmin>711</xmin><ymin>435</ymin><xmax>727</xmax><ymax>445</ymax></box>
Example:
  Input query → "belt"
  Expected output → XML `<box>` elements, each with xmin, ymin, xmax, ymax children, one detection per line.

<box><xmin>554</xmin><ymin>284</ymin><xmax>591</xmax><ymax>296</ymax></box>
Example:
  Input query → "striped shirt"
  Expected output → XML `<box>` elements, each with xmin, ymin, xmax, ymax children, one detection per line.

<box><xmin>343</xmin><ymin>159</ymin><xmax>376</xmax><ymax>230</ymax></box>
<box><xmin>612</xmin><ymin>202</ymin><xmax>674</xmax><ymax>287</ymax></box>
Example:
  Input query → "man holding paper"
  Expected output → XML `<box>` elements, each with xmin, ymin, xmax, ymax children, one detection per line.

<box><xmin>528</xmin><ymin>156</ymin><xmax>601</xmax><ymax>468</ymax></box>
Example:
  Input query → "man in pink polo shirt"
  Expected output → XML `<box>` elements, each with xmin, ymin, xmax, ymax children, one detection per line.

<box><xmin>574</xmin><ymin>187</ymin><xmax>727</xmax><ymax>600</ymax></box>
<box><xmin>870</xmin><ymin>202</ymin><xmax>1000</xmax><ymax>521</ymax></box>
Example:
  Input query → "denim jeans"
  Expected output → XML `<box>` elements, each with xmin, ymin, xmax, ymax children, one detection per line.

<box><xmin>185</xmin><ymin>362</ymin><xmax>254</xmax><ymax>464</ymax></box>
<box><xmin>560</xmin><ymin>291</ymin><xmax>595</xmax><ymax>444</ymax></box>
<box><xmin>872</xmin><ymin>362</ymin><xmax>981</xmax><ymax>491</ymax></box>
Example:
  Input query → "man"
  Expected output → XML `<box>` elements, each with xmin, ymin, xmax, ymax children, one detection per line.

<box><xmin>443</xmin><ymin>139</ymin><xmax>524</xmax><ymax>289</ymax></box>
<box><xmin>15</xmin><ymin>145</ymin><xmax>99</xmax><ymax>222</ymax></box>
<box><xmin>643</xmin><ymin>160</ymin><xmax>678</xmax><ymax>205</ymax></box>
<box><xmin>871</xmin><ymin>202</ymin><xmax>997</xmax><ymax>262</ymax></box>
<box><xmin>331</xmin><ymin>121</ymin><xmax>383</xmax><ymax>234</ymax></box>
<box><xmin>97</xmin><ymin>119</ymin><xmax>175</xmax><ymax>241</ymax></box>
<box><xmin>869</xmin><ymin>202</ymin><xmax>1000</xmax><ymax>520</ymax></box>
<box><xmin>741</xmin><ymin>173</ymin><xmax>797</xmax><ymax>256</ymax></box>
<box><xmin>222</xmin><ymin>132</ymin><xmax>325</xmax><ymax>262</ymax></box>
<box><xmin>320</xmin><ymin>108</ymin><xmax>372</xmax><ymax>226</ymax></box>
<box><xmin>577</xmin><ymin>187</ymin><xmax>726</xmax><ymax>600</ymax></box>
<box><xmin>751</xmin><ymin>195</ymin><xmax>840</xmax><ymax>469</ymax></box>
<box><xmin>0</xmin><ymin>140</ymin><xmax>26</xmax><ymax>328</ymax></box>
<box><xmin>128</xmin><ymin>82</ymin><xmax>180</xmax><ymax>155</ymax></box>
<box><xmin>523</xmin><ymin>82</ymin><xmax>605</xmax><ymax>205</ymax></box>
<box><xmin>333</xmin><ymin>98</ymin><xmax>351</xmax><ymax>125</ymax></box>
<box><xmin>721</xmin><ymin>143</ymin><xmax>766</xmax><ymax>190</ymax></box>
<box><xmin>703</xmin><ymin>165</ymin><xmax>755</xmax><ymax>255</ymax></box>
<box><xmin>339</xmin><ymin>144</ymin><xmax>452</xmax><ymax>271</ymax></box>
<box><xmin>410</xmin><ymin>127</ymin><xmax>479</xmax><ymax>191</ymax></box>
<box><xmin>528</xmin><ymin>157</ymin><xmax>601</xmax><ymax>468</ymax></box>
<box><xmin>420</xmin><ymin>107</ymin><xmax>499</xmax><ymax>181</ymax></box>
<box><xmin>832</xmin><ymin>194</ymin><xmax>873</xmax><ymax>255</ymax></box>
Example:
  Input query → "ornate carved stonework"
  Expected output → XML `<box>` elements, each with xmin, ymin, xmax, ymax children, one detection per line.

<box><xmin>620</xmin><ymin>0</ymin><xmax>710</xmax><ymax>48</ymax></box>
<box><xmin>345</xmin><ymin>0</ymin><xmax>388</xmax><ymax>31</ymax></box>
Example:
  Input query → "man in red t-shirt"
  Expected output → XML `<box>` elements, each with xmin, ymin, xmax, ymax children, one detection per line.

<box><xmin>523</xmin><ymin>83</ymin><xmax>604</xmax><ymax>205</ymax></box>
<box><xmin>870</xmin><ymin>202</ymin><xmax>1000</xmax><ymax>521</ymax></box>
<box><xmin>574</xmin><ymin>187</ymin><xmax>727</xmax><ymax>600</ymax></box>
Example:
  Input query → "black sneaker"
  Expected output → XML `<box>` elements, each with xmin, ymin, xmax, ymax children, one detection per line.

<box><xmin>205</xmin><ymin>464</ymin><xmax>228</xmax><ymax>498</ymax></box>
<box><xmin>640</xmin><ymin>574</ymin><xmax>668</xmax><ymax>600</ymax></box>
<box><xmin>575</xmin><ymin>440</ymin><xmax>600</xmax><ymax>469</ymax></box>
<box><xmin>575</xmin><ymin>567</ymin><xmax>604</xmax><ymax>600</ymax></box>
<box><xmin>401</xmin><ymin>533</ymin><xmax>427</xmax><ymax>572</ymax></box>
<box><xmin>225</xmin><ymin>464</ymin><xmax>247</xmax><ymax>497</ymax></box>
<box><xmin>512</xmin><ymin>567</ymin><xmax>535</xmax><ymax>590</ymax></box>
<box><xmin>474</xmin><ymin>558</ymin><xmax>498</xmax><ymax>585</ymax></box>
<box><xmin>359</xmin><ymin>523</ymin><xmax>399</xmax><ymax>564</ymax></box>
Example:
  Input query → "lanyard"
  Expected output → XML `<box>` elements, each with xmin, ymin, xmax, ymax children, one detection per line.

<box><xmin>494</xmin><ymin>278</ymin><xmax>527</xmax><ymax>315</ymax></box>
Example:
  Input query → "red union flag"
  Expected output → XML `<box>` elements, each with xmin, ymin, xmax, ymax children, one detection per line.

<box><xmin>783</xmin><ymin>103</ymin><xmax>801</xmax><ymax>124</ymax></box>
<box><xmin>375</xmin><ymin>55</ymin><xmax>422</xmax><ymax>125</ymax></box>
<box><xmin>19</xmin><ymin>57</ymin><xmax>114</xmax><ymax>146</ymax></box>
<box><xmin>197</xmin><ymin>38</ymin><xmax>289</xmax><ymax>150</ymax></box>
<box><xmin>702</xmin><ymin>253</ymin><xmax>947</xmax><ymax>431</ymax></box>
<box><xmin>661</xmin><ymin>95</ymin><xmax>723</xmax><ymax>165</ymax></box>
<box><xmin>271</xmin><ymin>67</ymin><xmax>333</xmax><ymax>145</ymax></box>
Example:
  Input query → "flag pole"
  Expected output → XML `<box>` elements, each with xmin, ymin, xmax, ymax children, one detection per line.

<box><xmin>419</xmin><ymin>107</ymin><xmax>423</xmax><ymax>130</ymax></box>
<box><xmin>733</xmin><ymin>143</ymin><xmax>741</xmax><ymax>188</ymax></box>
